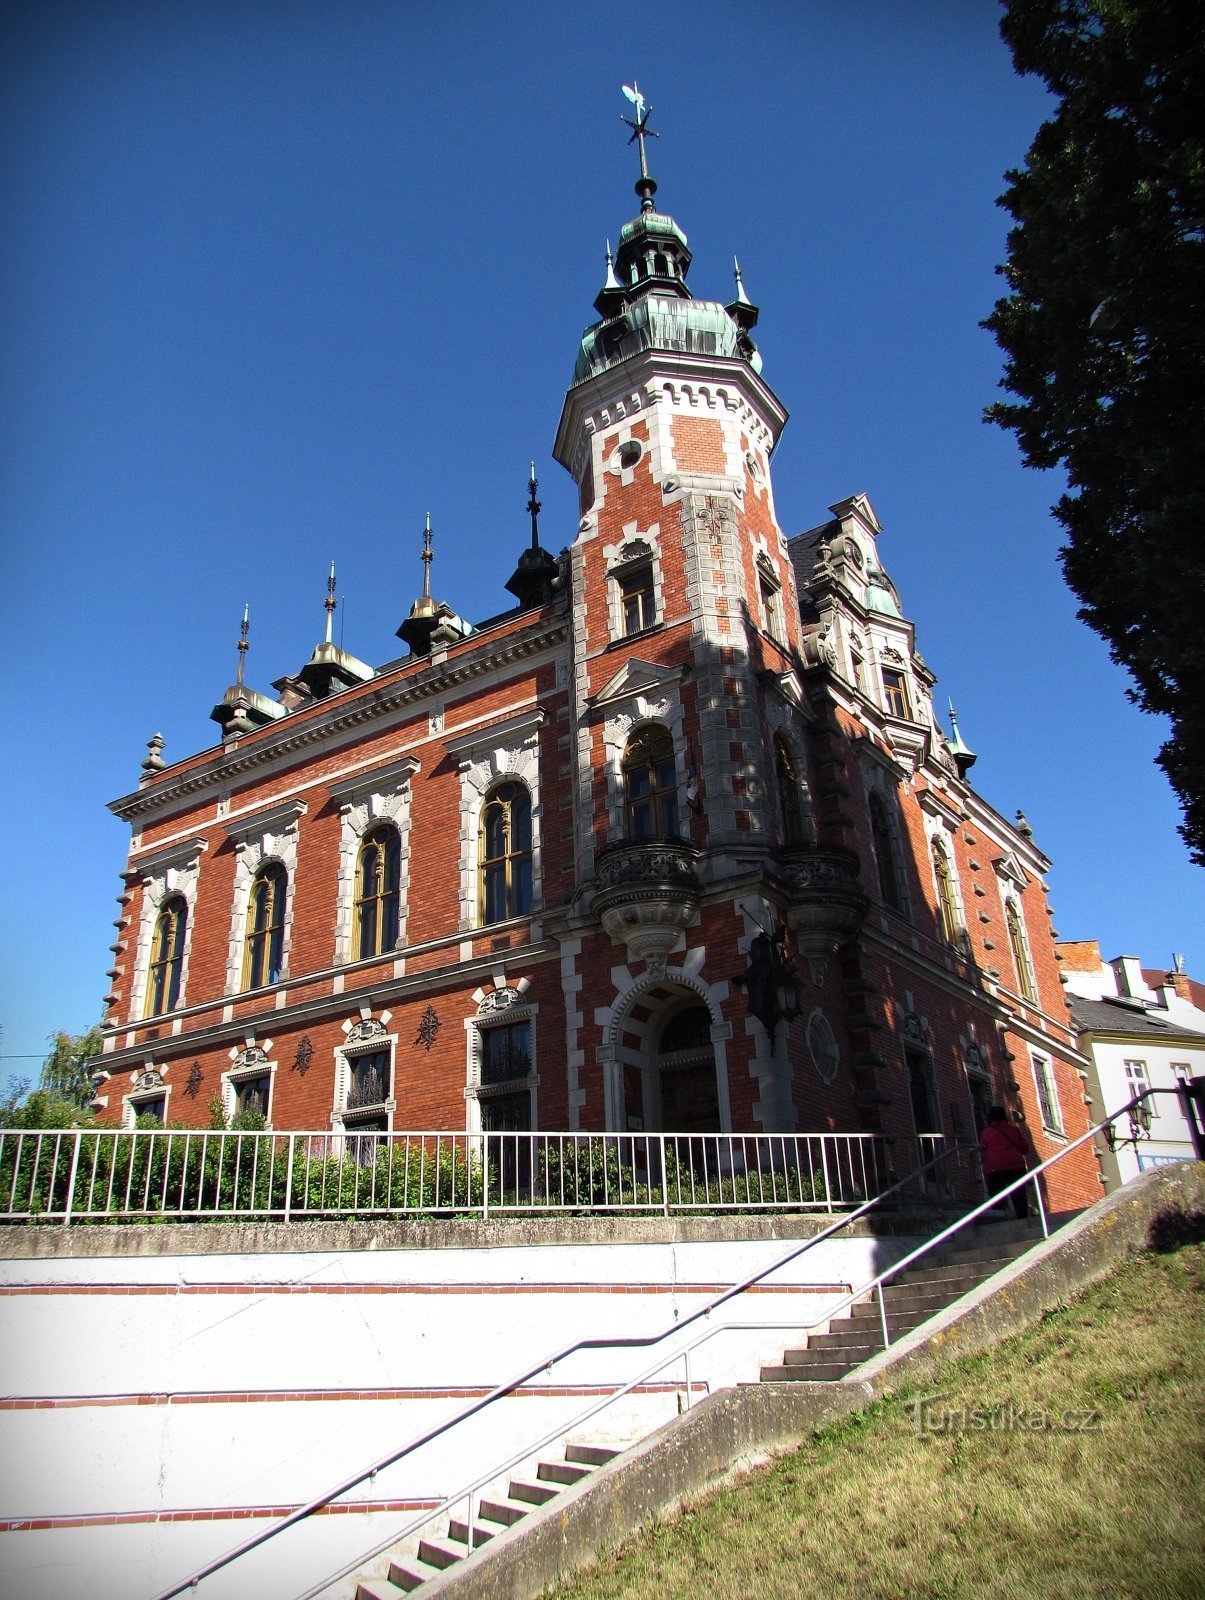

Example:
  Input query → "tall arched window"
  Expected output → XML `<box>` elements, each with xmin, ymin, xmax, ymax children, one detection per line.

<box><xmin>243</xmin><ymin>862</ymin><xmax>287</xmax><ymax>990</ymax></box>
<box><xmin>775</xmin><ymin>734</ymin><xmax>807</xmax><ymax>848</ymax></box>
<box><xmin>932</xmin><ymin>837</ymin><xmax>960</xmax><ymax>945</ymax></box>
<box><xmin>145</xmin><ymin>896</ymin><xmax>187</xmax><ymax>1017</ymax></box>
<box><xmin>868</xmin><ymin>792</ymin><xmax>905</xmax><ymax>913</ymax></box>
<box><xmin>479</xmin><ymin>782</ymin><xmax>533</xmax><ymax>925</ymax></box>
<box><xmin>1007</xmin><ymin>899</ymin><xmax>1037</xmax><ymax>1002</ymax></box>
<box><xmin>623</xmin><ymin>725</ymin><xmax>678</xmax><ymax>839</ymax></box>
<box><xmin>354</xmin><ymin>825</ymin><xmax>401</xmax><ymax>960</ymax></box>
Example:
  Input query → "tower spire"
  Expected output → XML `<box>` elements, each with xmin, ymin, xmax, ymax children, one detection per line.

<box><xmin>505</xmin><ymin>460</ymin><xmax>559</xmax><ymax>611</ymax></box>
<box><xmin>421</xmin><ymin>511</ymin><xmax>433</xmax><ymax>601</ymax></box>
<box><xmin>621</xmin><ymin>82</ymin><xmax>659</xmax><ymax>212</ymax></box>
<box><xmin>324</xmin><ymin>562</ymin><xmax>337</xmax><ymax>645</ymax></box>
<box><xmin>527</xmin><ymin>462</ymin><xmax>541</xmax><ymax>551</ymax></box>
<box><xmin>947</xmin><ymin>701</ymin><xmax>977</xmax><ymax>776</ymax></box>
<box><xmin>235</xmin><ymin>603</ymin><xmax>250</xmax><ymax>686</ymax></box>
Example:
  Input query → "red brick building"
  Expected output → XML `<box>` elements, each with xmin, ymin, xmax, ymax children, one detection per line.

<box><xmin>93</xmin><ymin>142</ymin><xmax>1099</xmax><ymax>1212</ymax></box>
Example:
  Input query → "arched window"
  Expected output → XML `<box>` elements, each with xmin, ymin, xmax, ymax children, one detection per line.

<box><xmin>623</xmin><ymin>725</ymin><xmax>678</xmax><ymax>839</ymax></box>
<box><xmin>243</xmin><ymin>862</ymin><xmax>287</xmax><ymax>990</ymax></box>
<box><xmin>354</xmin><ymin>825</ymin><xmax>401</xmax><ymax>960</ymax></box>
<box><xmin>932</xmin><ymin>837</ymin><xmax>960</xmax><ymax>945</ymax></box>
<box><xmin>1007</xmin><ymin>899</ymin><xmax>1037</xmax><ymax>1002</ymax></box>
<box><xmin>479</xmin><ymin>782</ymin><xmax>533</xmax><ymax>925</ymax></box>
<box><xmin>145</xmin><ymin>896</ymin><xmax>187</xmax><ymax>1017</ymax></box>
<box><xmin>775</xmin><ymin>734</ymin><xmax>807</xmax><ymax>848</ymax></box>
<box><xmin>868</xmin><ymin>792</ymin><xmax>905</xmax><ymax>913</ymax></box>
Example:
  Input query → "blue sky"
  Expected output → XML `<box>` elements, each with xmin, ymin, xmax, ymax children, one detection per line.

<box><xmin>1</xmin><ymin>0</ymin><xmax>1199</xmax><ymax>1089</ymax></box>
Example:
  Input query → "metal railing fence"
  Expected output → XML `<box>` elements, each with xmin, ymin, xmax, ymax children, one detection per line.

<box><xmin>0</xmin><ymin>1125</ymin><xmax>905</xmax><ymax>1224</ymax></box>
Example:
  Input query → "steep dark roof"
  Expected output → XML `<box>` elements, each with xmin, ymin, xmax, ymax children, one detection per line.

<box><xmin>1068</xmin><ymin>995</ymin><xmax>1205</xmax><ymax>1043</ymax></box>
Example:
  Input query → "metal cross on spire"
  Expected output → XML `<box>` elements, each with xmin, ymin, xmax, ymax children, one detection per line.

<box><xmin>621</xmin><ymin>82</ymin><xmax>659</xmax><ymax>209</ymax></box>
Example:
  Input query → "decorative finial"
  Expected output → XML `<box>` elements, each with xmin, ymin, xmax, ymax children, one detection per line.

<box><xmin>527</xmin><ymin>461</ymin><xmax>542</xmax><ymax>552</ymax></box>
<box><xmin>733</xmin><ymin>257</ymin><xmax>751</xmax><ymax>305</ymax></box>
<box><xmin>1015</xmin><ymin>809</ymin><xmax>1033</xmax><ymax>840</ymax></box>
<box><xmin>946</xmin><ymin>700</ymin><xmax>977</xmax><ymax>775</ymax></box>
<box><xmin>421</xmin><ymin>512</ymin><xmax>433</xmax><ymax>600</ymax></box>
<box><xmin>324</xmin><ymin>561</ymin><xmax>337</xmax><ymax>645</ymax></box>
<box><xmin>603</xmin><ymin>241</ymin><xmax>621</xmax><ymax>290</ymax></box>
<box><xmin>621</xmin><ymin>82</ymin><xmax>659</xmax><ymax>211</ymax></box>
<box><xmin>235</xmin><ymin>603</ymin><xmax>250</xmax><ymax>687</ymax></box>
<box><xmin>139</xmin><ymin>731</ymin><xmax>166</xmax><ymax>785</ymax></box>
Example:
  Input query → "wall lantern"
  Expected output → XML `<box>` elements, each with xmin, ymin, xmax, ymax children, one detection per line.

<box><xmin>736</xmin><ymin>929</ymin><xmax>803</xmax><ymax>1036</ymax></box>
<box><xmin>1103</xmin><ymin>1098</ymin><xmax>1153</xmax><ymax>1153</ymax></box>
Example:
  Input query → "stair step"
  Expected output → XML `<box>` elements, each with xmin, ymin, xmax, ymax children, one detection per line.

<box><xmin>762</xmin><ymin>1359</ymin><xmax>855</xmax><ymax>1382</ymax></box>
<box><xmin>386</xmin><ymin>1556</ymin><xmax>446</xmax><ymax>1593</ymax></box>
<box><xmin>537</xmin><ymin>1459</ymin><xmax>594</xmax><ymax>1486</ymax></box>
<box><xmin>447</xmin><ymin>1516</ymin><xmax>498</xmax><ymax>1548</ymax></box>
<box><xmin>478</xmin><ymin>1494</ymin><xmax>531</xmax><ymax>1527</ymax></box>
<box><xmin>356</xmin><ymin>1578</ymin><xmax>408</xmax><ymax>1600</ymax></box>
<box><xmin>565</xmin><ymin>1442</ymin><xmax>621</xmax><ymax>1467</ymax></box>
<box><xmin>509</xmin><ymin>1476</ymin><xmax>560</xmax><ymax>1506</ymax></box>
<box><xmin>416</xmin><ymin>1536</ymin><xmax>466</xmax><ymax>1571</ymax></box>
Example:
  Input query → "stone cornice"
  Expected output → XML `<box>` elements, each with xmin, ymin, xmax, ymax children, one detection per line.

<box><xmin>125</xmin><ymin>834</ymin><xmax>208</xmax><ymax>879</ymax></box>
<box><xmin>222</xmin><ymin>797</ymin><xmax>308</xmax><ymax>843</ymax></box>
<box><xmin>110</xmin><ymin>615</ymin><xmax>569</xmax><ymax>825</ymax></box>
<box><xmin>326</xmin><ymin>754</ymin><xmax>420</xmax><ymax>804</ymax></box>
<box><xmin>443</xmin><ymin>705</ymin><xmax>546</xmax><ymax>760</ymax></box>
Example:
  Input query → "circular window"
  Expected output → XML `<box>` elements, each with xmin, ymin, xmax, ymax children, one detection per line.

<box><xmin>806</xmin><ymin>1008</ymin><xmax>839</xmax><ymax>1085</ymax></box>
<box><xmin>609</xmin><ymin>439</ymin><xmax>643</xmax><ymax>473</ymax></box>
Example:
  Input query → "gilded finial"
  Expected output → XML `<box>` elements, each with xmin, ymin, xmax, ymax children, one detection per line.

<box><xmin>421</xmin><ymin>512</ymin><xmax>433</xmax><ymax>601</ymax></box>
<box><xmin>527</xmin><ymin>461</ymin><xmax>541</xmax><ymax>551</ymax></box>
<box><xmin>235</xmin><ymin>603</ymin><xmax>250</xmax><ymax>687</ymax></box>
<box><xmin>324</xmin><ymin>561</ymin><xmax>337</xmax><ymax>645</ymax></box>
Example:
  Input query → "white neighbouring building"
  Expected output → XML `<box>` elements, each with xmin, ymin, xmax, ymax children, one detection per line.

<box><xmin>1057</xmin><ymin>941</ymin><xmax>1205</xmax><ymax>1188</ymax></box>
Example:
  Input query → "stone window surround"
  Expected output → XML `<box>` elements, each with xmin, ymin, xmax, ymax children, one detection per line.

<box><xmin>601</xmin><ymin>692</ymin><xmax>687</xmax><ymax>845</ymax></box>
<box><xmin>603</xmin><ymin>525</ymin><xmax>666</xmax><ymax>645</ymax></box>
<box><xmin>464</xmin><ymin>978</ymin><xmax>539</xmax><ymax>1135</ymax></box>
<box><xmin>445</xmin><ymin>707</ymin><xmax>545</xmax><ymax>934</ymax></box>
<box><xmin>121</xmin><ymin>1065</ymin><xmax>171</xmax><ymax>1128</ymax></box>
<box><xmin>1031</xmin><ymin>1047</ymin><xmax>1065</xmax><ymax>1136</ymax></box>
<box><xmin>859</xmin><ymin>754</ymin><xmax>912</xmax><ymax>920</ymax></box>
<box><xmin>764</xmin><ymin>704</ymin><xmax>817</xmax><ymax>848</ymax></box>
<box><xmin>924</xmin><ymin>818</ymin><xmax>969</xmax><ymax>947</ymax></box>
<box><xmin>220</xmin><ymin>1038</ymin><xmax>277</xmax><ymax>1127</ymax></box>
<box><xmin>127</xmin><ymin>835</ymin><xmax>207</xmax><ymax>1026</ymax></box>
<box><xmin>332</xmin><ymin>1010</ymin><xmax>398</xmax><ymax>1134</ymax></box>
<box><xmin>221</xmin><ymin>798</ymin><xmax>307</xmax><ymax>996</ymax></box>
<box><xmin>329</xmin><ymin>755</ymin><xmax>420</xmax><ymax>967</ymax></box>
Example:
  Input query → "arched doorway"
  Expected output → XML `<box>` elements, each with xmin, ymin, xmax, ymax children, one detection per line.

<box><xmin>619</xmin><ymin>1000</ymin><xmax>721</xmax><ymax>1133</ymax></box>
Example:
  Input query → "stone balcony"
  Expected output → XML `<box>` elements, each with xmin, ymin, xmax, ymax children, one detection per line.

<box><xmin>777</xmin><ymin>844</ymin><xmax>868</xmax><ymax>980</ymax></box>
<box><xmin>593</xmin><ymin>837</ymin><xmax>702</xmax><ymax>974</ymax></box>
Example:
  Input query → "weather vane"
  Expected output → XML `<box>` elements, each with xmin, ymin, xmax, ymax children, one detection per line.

<box><xmin>621</xmin><ymin>82</ymin><xmax>659</xmax><ymax>203</ymax></box>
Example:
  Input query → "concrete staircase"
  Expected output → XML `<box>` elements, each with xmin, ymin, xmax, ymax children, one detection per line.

<box><xmin>761</xmin><ymin>1222</ymin><xmax>1041</xmax><ymax>1382</ymax></box>
<box><xmin>349</xmin><ymin>1219</ymin><xmax>1044</xmax><ymax>1598</ymax></box>
<box><xmin>354</xmin><ymin>1443</ymin><xmax>620</xmax><ymax>1599</ymax></box>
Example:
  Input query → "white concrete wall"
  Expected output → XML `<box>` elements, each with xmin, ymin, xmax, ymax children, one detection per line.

<box><xmin>0</xmin><ymin>1228</ymin><xmax>915</xmax><ymax>1600</ymax></box>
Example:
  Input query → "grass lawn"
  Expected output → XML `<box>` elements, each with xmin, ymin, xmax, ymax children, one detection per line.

<box><xmin>550</xmin><ymin>1238</ymin><xmax>1205</xmax><ymax>1600</ymax></box>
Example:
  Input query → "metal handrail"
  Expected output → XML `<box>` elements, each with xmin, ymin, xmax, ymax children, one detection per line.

<box><xmin>155</xmin><ymin>1088</ymin><xmax>1186</xmax><ymax>1600</ymax></box>
<box><xmin>150</xmin><ymin>1141</ymin><xmax>965</xmax><ymax>1600</ymax></box>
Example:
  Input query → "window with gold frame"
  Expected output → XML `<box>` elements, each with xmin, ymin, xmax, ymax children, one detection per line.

<box><xmin>242</xmin><ymin>861</ymin><xmax>287</xmax><ymax>990</ymax></box>
<box><xmin>145</xmin><ymin>896</ymin><xmax>188</xmax><ymax>1017</ymax></box>
<box><xmin>479</xmin><ymin>782</ymin><xmax>533</xmax><ymax>925</ymax></box>
<box><xmin>354</xmin><ymin>825</ymin><xmax>401</xmax><ymax>960</ymax></box>
<box><xmin>623</xmin><ymin>725</ymin><xmax>678</xmax><ymax>840</ymax></box>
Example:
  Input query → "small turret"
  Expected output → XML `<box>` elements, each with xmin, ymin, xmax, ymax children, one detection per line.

<box><xmin>397</xmin><ymin>515</ymin><xmax>473</xmax><ymax>657</ymax></box>
<box><xmin>946</xmin><ymin>702</ymin><xmax>977</xmax><ymax>776</ymax></box>
<box><xmin>211</xmin><ymin>605</ymin><xmax>285</xmax><ymax>738</ymax></box>
<box><xmin>274</xmin><ymin>562</ymin><xmax>374</xmax><ymax>707</ymax></box>
<box><xmin>505</xmin><ymin>464</ymin><xmax>560</xmax><ymax>609</ymax></box>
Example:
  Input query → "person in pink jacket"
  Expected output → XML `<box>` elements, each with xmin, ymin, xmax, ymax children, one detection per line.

<box><xmin>980</xmin><ymin>1105</ymin><xmax>1030</xmax><ymax>1219</ymax></box>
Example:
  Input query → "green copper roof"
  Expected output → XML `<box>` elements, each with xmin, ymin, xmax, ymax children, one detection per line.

<box><xmin>573</xmin><ymin>296</ymin><xmax>745</xmax><ymax>384</ymax></box>
<box><xmin>618</xmin><ymin>210</ymin><xmax>688</xmax><ymax>248</ymax></box>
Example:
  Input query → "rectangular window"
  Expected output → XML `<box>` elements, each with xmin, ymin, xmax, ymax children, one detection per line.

<box><xmin>882</xmin><ymin>669</ymin><xmax>909</xmax><ymax>719</ymax></box>
<box><xmin>619</xmin><ymin>568</ymin><xmax>656</xmax><ymax>636</ymax></box>
<box><xmin>346</xmin><ymin>1048</ymin><xmax>390</xmax><ymax>1112</ymax></box>
<box><xmin>850</xmin><ymin>651</ymin><xmax>865</xmax><ymax>693</ymax></box>
<box><xmin>1033</xmin><ymin>1052</ymin><xmax>1063</xmax><ymax>1133</ymax></box>
<box><xmin>480</xmin><ymin>1022</ymin><xmax>532</xmax><ymax>1087</ymax></box>
<box><xmin>760</xmin><ymin>576</ymin><xmax>784</xmax><ymax>644</ymax></box>
<box><xmin>234</xmin><ymin>1074</ymin><xmax>270</xmax><ymax>1119</ymax></box>
<box><xmin>1123</xmin><ymin>1058</ymin><xmax>1149</xmax><ymax>1091</ymax></box>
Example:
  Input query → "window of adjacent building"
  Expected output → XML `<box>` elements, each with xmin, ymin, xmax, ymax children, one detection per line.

<box><xmin>1124</xmin><ymin>1058</ymin><xmax>1149</xmax><ymax>1092</ymax></box>
<box><xmin>618</xmin><ymin>565</ymin><xmax>656</xmax><ymax>636</ymax></box>
<box><xmin>1006</xmin><ymin>899</ymin><xmax>1037</xmax><ymax>1002</ymax></box>
<box><xmin>145</xmin><ymin>896</ymin><xmax>188</xmax><ymax>1018</ymax></box>
<box><xmin>931</xmin><ymin>837</ymin><xmax>961</xmax><ymax>946</ymax></box>
<box><xmin>242</xmin><ymin>862</ymin><xmax>287</xmax><ymax>990</ymax></box>
<box><xmin>479</xmin><ymin>782</ymin><xmax>533</xmax><ymax>925</ymax></box>
<box><xmin>882</xmin><ymin>668</ymin><xmax>909</xmax><ymax>719</ymax></box>
<box><xmin>354</xmin><ymin>825</ymin><xmax>401</xmax><ymax>960</ymax></box>
<box><xmin>624</xmin><ymin>725</ymin><xmax>679</xmax><ymax>839</ymax></box>
<box><xmin>868</xmin><ymin>791</ymin><xmax>906</xmax><ymax>914</ymax></box>
<box><xmin>1033</xmin><ymin>1052</ymin><xmax>1062</xmax><ymax>1133</ymax></box>
<box><xmin>775</xmin><ymin>734</ymin><xmax>808</xmax><ymax>848</ymax></box>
